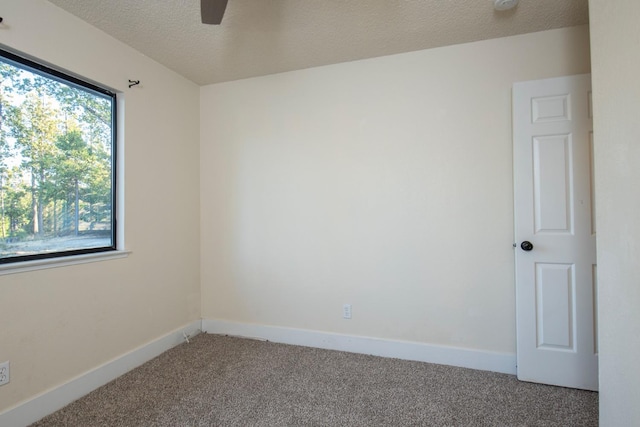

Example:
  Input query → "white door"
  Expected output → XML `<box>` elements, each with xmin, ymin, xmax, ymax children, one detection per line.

<box><xmin>513</xmin><ymin>74</ymin><xmax>598</xmax><ymax>391</ymax></box>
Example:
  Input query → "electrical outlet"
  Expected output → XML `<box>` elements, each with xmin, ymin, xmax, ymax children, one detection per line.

<box><xmin>0</xmin><ymin>361</ymin><xmax>9</xmax><ymax>386</ymax></box>
<box><xmin>343</xmin><ymin>304</ymin><xmax>352</xmax><ymax>319</ymax></box>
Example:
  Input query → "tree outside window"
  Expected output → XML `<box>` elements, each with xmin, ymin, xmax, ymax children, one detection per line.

<box><xmin>0</xmin><ymin>49</ymin><xmax>116</xmax><ymax>263</ymax></box>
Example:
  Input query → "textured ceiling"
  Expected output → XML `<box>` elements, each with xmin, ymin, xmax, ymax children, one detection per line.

<box><xmin>46</xmin><ymin>0</ymin><xmax>589</xmax><ymax>86</ymax></box>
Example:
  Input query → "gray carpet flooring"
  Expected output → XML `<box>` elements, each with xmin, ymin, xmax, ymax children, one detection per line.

<box><xmin>32</xmin><ymin>333</ymin><xmax>598</xmax><ymax>426</ymax></box>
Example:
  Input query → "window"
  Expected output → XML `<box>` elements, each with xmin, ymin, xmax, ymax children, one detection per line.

<box><xmin>0</xmin><ymin>49</ymin><xmax>116</xmax><ymax>264</ymax></box>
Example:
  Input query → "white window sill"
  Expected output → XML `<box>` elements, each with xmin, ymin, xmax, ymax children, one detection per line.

<box><xmin>0</xmin><ymin>250</ymin><xmax>131</xmax><ymax>276</ymax></box>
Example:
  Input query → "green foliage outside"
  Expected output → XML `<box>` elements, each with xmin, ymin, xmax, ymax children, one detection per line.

<box><xmin>0</xmin><ymin>57</ymin><xmax>113</xmax><ymax>258</ymax></box>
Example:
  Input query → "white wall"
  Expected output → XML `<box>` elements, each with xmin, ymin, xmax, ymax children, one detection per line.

<box><xmin>200</xmin><ymin>26</ymin><xmax>591</xmax><ymax>354</ymax></box>
<box><xmin>0</xmin><ymin>0</ymin><xmax>200</xmax><ymax>413</ymax></box>
<box><xmin>0</xmin><ymin>5</ymin><xmax>598</xmax><ymax>418</ymax></box>
<box><xmin>589</xmin><ymin>0</ymin><xmax>640</xmax><ymax>424</ymax></box>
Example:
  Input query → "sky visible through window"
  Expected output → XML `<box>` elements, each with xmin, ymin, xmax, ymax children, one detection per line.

<box><xmin>0</xmin><ymin>51</ymin><xmax>115</xmax><ymax>262</ymax></box>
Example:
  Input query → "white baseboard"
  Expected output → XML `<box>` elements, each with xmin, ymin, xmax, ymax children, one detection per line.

<box><xmin>0</xmin><ymin>320</ymin><xmax>202</xmax><ymax>427</ymax></box>
<box><xmin>1</xmin><ymin>319</ymin><xmax>515</xmax><ymax>427</ymax></box>
<box><xmin>202</xmin><ymin>319</ymin><xmax>516</xmax><ymax>375</ymax></box>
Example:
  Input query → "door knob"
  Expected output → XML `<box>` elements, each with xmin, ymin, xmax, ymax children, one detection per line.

<box><xmin>520</xmin><ymin>241</ymin><xmax>534</xmax><ymax>251</ymax></box>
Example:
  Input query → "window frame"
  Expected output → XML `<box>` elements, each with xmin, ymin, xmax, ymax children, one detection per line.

<box><xmin>0</xmin><ymin>48</ymin><xmax>118</xmax><ymax>265</ymax></box>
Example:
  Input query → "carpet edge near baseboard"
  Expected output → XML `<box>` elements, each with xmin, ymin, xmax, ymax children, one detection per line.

<box><xmin>202</xmin><ymin>318</ymin><xmax>516</xmax><ymax>375</ymax></box>
<box><xmin>2</xmin><ymin>319</ymin><xmax>516</xmax><ymax>427</ymax></box>
<box><xmin>0</xmin><ymin>320</ymin><xmax>203</xmax><ymax>427</ymax></box>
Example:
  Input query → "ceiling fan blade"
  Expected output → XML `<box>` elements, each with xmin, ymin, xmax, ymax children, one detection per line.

<box><xmin>201</xmin><ymin>0</ymin><xmax>228</xmax><ymax>25</ymax></box>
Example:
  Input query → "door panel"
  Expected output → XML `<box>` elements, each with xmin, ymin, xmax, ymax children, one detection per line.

<box><xmin>533</xmin><ymin>134</ymin><xmax>572</xmax><ymax>233</ymax></box>
<box><xmin>536</xmin><ymin>262</ymin><xmax>574</xmax><ymax>350</ymax></box>
<box><xmin>513</xmin><ymin>74</ymin><xmax>597</xmax><ymax>391</ymax></box>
